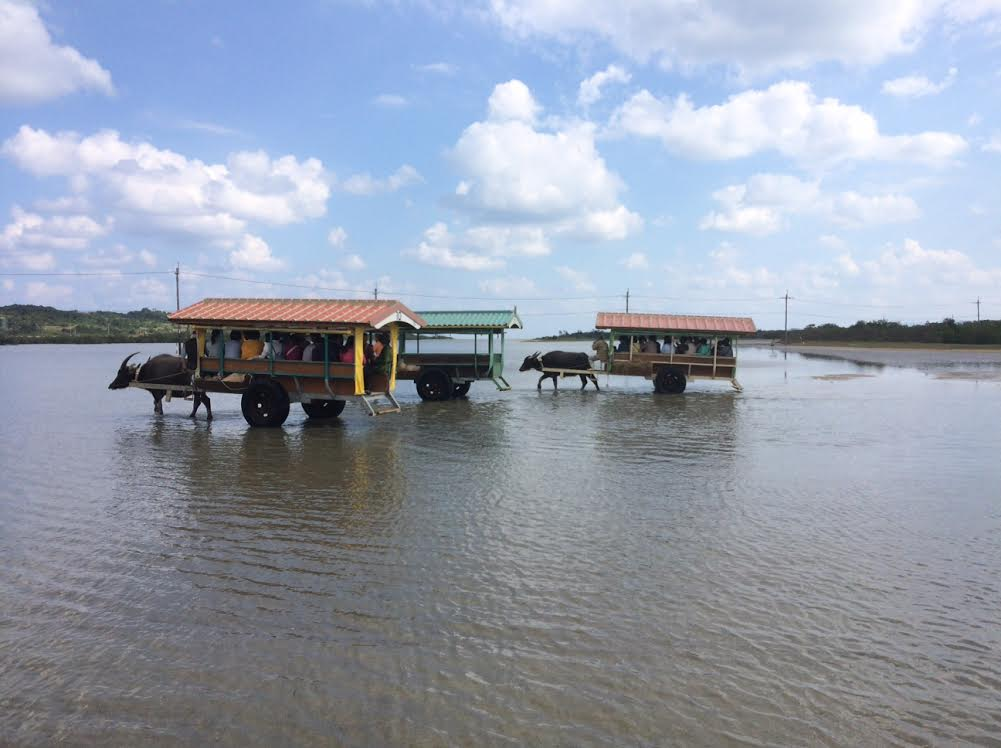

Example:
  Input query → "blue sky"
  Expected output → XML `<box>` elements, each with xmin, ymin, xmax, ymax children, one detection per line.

<box><xmin>1</xmin><ymin>0</ymin><xmax>1000</xmax><ymax>334</ymax></box>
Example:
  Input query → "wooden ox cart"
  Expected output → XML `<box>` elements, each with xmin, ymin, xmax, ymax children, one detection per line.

<box><xmin>153</xmin><ymin>298</ymin><xmax>427</xmax><ymax>426</ymax></box>
<box><xmin>595</xmin><ymin>312</ymin><xmax>756</xmax><ymax>393</ymax></box>
<box><xmin>395</xmin><ymin>310</ymin><xmax>523</xmax><ymax>401</ymax></box>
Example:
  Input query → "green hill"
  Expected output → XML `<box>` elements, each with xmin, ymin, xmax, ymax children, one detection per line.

<box><xmin>0</xmin><ymin>304</ymin><xmax>179</xmax><ymax>344</ymax></box>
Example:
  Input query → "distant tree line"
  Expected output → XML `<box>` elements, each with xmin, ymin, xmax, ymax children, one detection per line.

<box><xmin>0</xmin><ymin>304</ymin><xmax>178</xmax><ymax>345</ymax></box>
<box><xmin>758</xmin><ymin>318</ymin><xmax>1001</xmax><ymax>345</ymax></box>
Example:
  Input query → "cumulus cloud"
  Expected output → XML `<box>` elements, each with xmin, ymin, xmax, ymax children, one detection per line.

<box><xmin>450</xmin><ymin>80</ymin><xmax>641</xmax><ymax>239</ymax></box>
<box><xmin>862</xmin><ymin>238</ymin><xmax>1001</xmax><ymax>288</ymax></box>
<box><xmin>229</xmin><ymin>234</ymin><xmax>285</xmax><ymax>271</ymax></box>
<box><xmin>0</xmin><ymin>205</ymin><xmax>110</xmax><ymax>252</ymax></box>
<box><xmin>555</xmin><ymin>265</ymin><xmax>596</xmax><ymax>292</ymax></box>
<box><xmin>406</xmin><ymin>223</ymin><xmax>505</xmax><ymax>271</ymax></box>
<box><xmin>24</xmin><ymin>280</ymin><xmax>73</xmax><ymax>304</ymax></box>
<box><xmin>0</xmin><ymin>0</ymin><xmax>114</xmax><ymax>103</ymax></box>
<box><xmin>328</xmin><ymin>226</ymin><xmax>348</xmax><ymax>248</ymax></box>
<box><xmin>341</xmin><ymin>253</ymin><xmax>366</xmax><ymax>271</ymax></box>
<box><xmin>611</xmin><ymin>82</ymin><xmax>967</xmax><ymax>167</ymax></box>
<box><xmin>882</xmin><ymin>67</ymin><xmax>957</xmax><ymax>97</ymax></box>
<box><xmin>578</xmin><ymin>64</ymin><xmax>631</xmax><ymax>107</ymax></box>
<box><xmin>699</xmin><ymin>173</ymin><xmax>919</xmax><ymax>235</ymax></box>
<box><xmin>341</xmin><ymin>165</ymin><xmax>422</xmax><ymax>195</ymax></box>
<box><xmin>1</xmin><ymin>126</ymin><xmax>330</xmax><ymax>253</ymax></box>
<box><xmin>487</xmin><ymin>1</ymin><xmax>999</xmax><ymax>76</ymax></box>
<box><xmin>984</xmin><ymin>133</ymin><xmax>1001</xmax><ymax>153</ymax></box>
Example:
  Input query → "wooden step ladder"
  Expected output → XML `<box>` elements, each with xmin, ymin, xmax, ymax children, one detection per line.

<box><xmin>361</xmin><ymin>390</ymin><xmax>401</xmax><ymax>416</ymax></box>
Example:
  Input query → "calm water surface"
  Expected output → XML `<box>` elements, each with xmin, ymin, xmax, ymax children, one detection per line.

<box><xmin>1</xmin><ymin>342</ymin><xmax>999</xmax><ymax>746</ymax></box>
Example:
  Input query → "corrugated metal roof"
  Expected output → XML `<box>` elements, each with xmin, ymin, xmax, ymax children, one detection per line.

<box><xmin>595</xmin><ymin>312</ymin><xmax>757</xmax><ymax>335</ymax></box>
<box><xmin>169</xmin><ymin>298</ymin><xmax>427</xmax><ymax>329</ymax></box>
<box><xmin>416</xmin><ymin>310</ymin><xmax>523</xmax><ymax>330</ymax></box>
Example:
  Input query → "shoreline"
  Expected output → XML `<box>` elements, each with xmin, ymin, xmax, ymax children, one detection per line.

<box><xmin>767</xmin><ymin>342</ymin><xmax>1001</xmax><ymax>368</ymax></box>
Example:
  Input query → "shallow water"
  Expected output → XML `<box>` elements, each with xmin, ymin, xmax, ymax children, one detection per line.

<box><xmin>2</xmin><ymin>342</ymin><xmax>1000</xmax><ymax>746</ymax></box>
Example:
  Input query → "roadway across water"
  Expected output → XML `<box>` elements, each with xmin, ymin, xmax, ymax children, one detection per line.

<box><xmin>1</xmin><ymin>341</ymin><xmax>999</xmax><ymax>745</ymax></box>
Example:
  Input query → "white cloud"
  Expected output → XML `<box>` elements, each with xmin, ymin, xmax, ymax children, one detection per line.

<box><xmin>464</xmin><ymin>225</ymin><xmax>551</xmax><ymax>256</ymax></box>
<box><xmin>488</xmin><ymin>79</ymin><xmax>541</xmax><ymax>123</ymax></box>
<box><xmin>621</xmin><ymin>251</ymin><xmax>648</xmax><ymax>269</ymax></box>
<box><xmin>611</xmin><ymin>81</ymin><xmax>967</xmax><ymax>166</ymax></box>
<box><xmin>479</xmin><ymin>275</ymin><xmax>539</xmax><ymax>296</ymax></box>
<box><xmin>983</xmin><ymin>133</ymin><xmax>1001</xmax><ymax>153</ymax></box>
<box><xmin>578</xmin><ymin>64</ymin><xmax>631</xmax><ymax>107</ymax></box>
<box><xmin>341</xmin><ymin>253</ymin><xmax>366</xmax><ymax>271</ymax></box>
<box><xmin>488</xmin><ymin>1</ymin><xmax>943</xmax><ymax>75</ymax></box>
<box><xmin>139</xmin><ymin>249</ymin><xmax>156</xmax><ymax>267</ymax></box>
<box><xmin>862</xmin><ymin>238</ymin><xmax>1001</xmax><ymax>288</ymax></box>
<box><xmin>450</xmin><ymin>80</ymin><xmax>641</xmax><ymax>240</ymax></box>
<box><xmin>81</xmin><ymin>244</ymin><xmax>137</xmax><ymax>267</ymax></box>
<box><xmin>0</xmin><ymin>205</ymin><xmax>110</xmax><ymax>252</ymax></box>
<box><xmin>555</xmin><ymin>265</ymin><xmax>596</xmax><ymax>292</ymax></box>
<box><xmin>2</xmin><ymin>126</ymin><xmax>330</xmax><ymax>248</ymax></box>
<box><xmin>373</xmin><ymin>93</ymin><xmax>408</xmax><ymax>108</ymax></box>
<box><xmin>24</xmin><ymin>280</ymin><xmax>73</xmax><ymax>304</ymax></box>
<box><xmin>406</xmin><ymin>222</ymin><xmax>505</xmax><ymax>271</ymax></box>
<box><xmin>328</xmin><ymin>226</ymin><xmax>348</xmax><ymax>248</ymax></box>
<box><xmin>415</xmin><ymin>62</ymin><xmax>457</xmax><ymax>75</ymax></box>
<box><xmin>882</xmin><ymin>67</ymin><xmax>957</xmax><ymax>97</ymax></box>
<box><xmin>229</xmin><ymin>234</ymin><xmax>285</xmax><ymax>271</ymax></box>
<box><xmin>700</xmin><ymin>174</ymin><xmax>919</xmax><ymax>235</ymax></box>
<box><xmin>0</xmin><ymin>0</ymin><xmax>114</xmax><ymax>103</ymax></box>
<box><xmin>127</xmin><ymin>277</ymin><xmax>171</xmax><ymax>307</ymax></box>
<box><xmin>341</xmin><ymin>165</ymin><xmax>422</xmax><ymax>195</ymax></box>
<box><xmin>819</xmin><ymin>234</ymin><xmax>847</xmax><ymax>251</ymax></box>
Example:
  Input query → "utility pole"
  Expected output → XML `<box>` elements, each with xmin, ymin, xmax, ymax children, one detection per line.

<box><xmin>783</xmin><ymin>290</ymin><xmax>790</xmax><ymax>345</ymax></box>
<box><xmin>976</xmin><ymin>297</ymin><xmax>981</xmax><ymax>322</ymax></box>
<box><xmin>175</xmin><ymin>263</ymin><xmax>182</xmax><ymax>355</ymax></box>
<box><xmin>625</xmin><ymin>289</ymin><xmax>630</xmax><ymax>313</ymax></box>
<box><xmin>374</xmin><ymin>285</ymin><xmax>379</xmax><ymax>301</ymax></box>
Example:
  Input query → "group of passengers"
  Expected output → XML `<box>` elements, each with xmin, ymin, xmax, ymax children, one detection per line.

<box><xmin>605</xmin><ymin>335</ymin><xmax>734</xmax><ymax>357</ymax></box>
<box><xmin>204</xmin><ymin>329</ymin><xmax>392</xmax><ymax>368</ymax></box>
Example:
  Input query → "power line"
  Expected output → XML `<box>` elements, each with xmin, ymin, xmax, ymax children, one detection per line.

<box><xmin>0</xmin><ymin>270</ymin><xmax>173</xmax><ymax>277</ymax></box>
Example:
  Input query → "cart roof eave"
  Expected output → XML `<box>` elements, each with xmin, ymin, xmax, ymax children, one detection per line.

<box><xmin>168</xmin><ymin>298</ymin><xmax>428</xmax><ymax>330</ymax></box>
<box><xmin>595</xmin><ymin>312</ymin><xmax>756</xmax><ymax>336</ymax></box>
<box><xmin>414</xmin><ymin>309</ymin><xmax>523</xmax><ymax>332</ymax></box>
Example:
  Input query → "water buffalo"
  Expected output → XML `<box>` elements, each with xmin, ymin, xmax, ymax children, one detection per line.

<box><xmin>519</xmin><ymin>351</ymin><xmax>599</xmax><ymax>391</ymax></box>
<box><xmin>108</xmin><ymin>351</ymin><xmax>211</xmax><ymax>419</ymax></box>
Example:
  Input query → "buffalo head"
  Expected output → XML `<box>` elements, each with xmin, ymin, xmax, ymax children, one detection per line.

<box><xmin>519</xmin><ymin>352</ymin><xmax>543</xmax><ymax>372</ymax></box>
<box><xmin>108</xmin><ymin>352</ymin><xmax>141</xmax><ymax>389</ymax></box>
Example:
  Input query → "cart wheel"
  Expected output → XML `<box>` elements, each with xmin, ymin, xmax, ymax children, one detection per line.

<box><xmin>452</xmin><ymin>381</ymin><xmax>471</xmax><ymax>398</ymax></box>
<box><xmin>416</xmin><ymin>369</ymin><xmax>452</xmax><ymax>401</ymax></box>
<box><xmin>654</xmin><ymin>366</ymin><xmax>687</xmax><ymax>394</ymax></box>
<box><xmin>302</xmin><ymin>399</ymin><xmax>346</xmax><ymax>418</ymax></box>
<box><xmin>241</xmin><ymin>378</ymin><xmax>291</xmax><ymax>426</ymax></box>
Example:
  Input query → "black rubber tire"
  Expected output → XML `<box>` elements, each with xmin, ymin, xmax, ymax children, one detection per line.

<box><xmin>240</xmin><ymin>378</ymin><xmax>291</xmax><ymax>426</ymax></box>
<box><xmin>302</xmin><ymin>399</ymin><xmax>346</xmax><ymax>418</ymax></box>
<box><xmin>416</xmin><ymin>369</ymin><xmax>453</xmax><ymax>401</ymax></box>
<box><xmin>654</xmin><ymin>366</ymin><xmax>687</xmax><ymax>394</ymax></box>
<box><xmin>452</xmin><ymin>381</ymin><xmax>472</xmax><ymax>398</ymax></box>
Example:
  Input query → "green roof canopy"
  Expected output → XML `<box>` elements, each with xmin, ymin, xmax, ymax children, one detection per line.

<box><xmin>415</xmin><ymin>310</ymin><xmax>523</xmax><ymax>330</ymax></box>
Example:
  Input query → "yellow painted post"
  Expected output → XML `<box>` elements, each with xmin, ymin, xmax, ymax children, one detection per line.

<box><xmin>354</xmin><ymin>326</ymin><xmax>365</xmax><ymax>395</ymax></box>
<box><xmin>389</xmin><ymin>323</ymin><xmax>399</xmax><ymax>391</ymax></box>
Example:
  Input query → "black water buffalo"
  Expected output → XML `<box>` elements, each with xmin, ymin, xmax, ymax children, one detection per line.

<box><xmin>108</xmin><ymin>350</ymin><xmax>212</xmax><ymax>419</ymax></box>
<box><xmin>519</xmin><ymin>351</ymin><xmax>599</xmax><ymax>391</ymax></box>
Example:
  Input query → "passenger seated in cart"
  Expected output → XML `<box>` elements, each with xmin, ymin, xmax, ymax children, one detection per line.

<box><xmin>205</xmin><ymin>329</ymin><xmax>223</xmax><ymax>358</ymax></box>
<box><xmin>241</xmin><ymin>330</ymin><xmax>264</xmax><ymax>359</ymax></box>
<box><xmin>642</xmin><ymin>337</ymin><xmax>660</xmax><ymax>354</ymax></box>
<box><xmin>255</xmin><ymin>331</ymin><xmax>282</xmax><ymax>360</ymax></box>
<box><xmin>225</xmin><ymin>330</ymin><xmax>243</xmax><ymax>359</ymax></box>
<box><xmin>717</xmin><ymin>338</ymin><xmax>733</xmax><ymax>356</ymax></box>
<box><xmin>364</xmin><ymin>333</ymin><xmax>392</xmax><ymax>390</ymax></box>
<box><xmin>285</xmin><ymin>335</ymin><xmax>305</xmax><ymax>361</ymax></box>
<box><xmin>327</xmin><ymin>333</ymin><xmax>344</xmax><ymax>360</ymax></box>
<box><xmin>697</xmin><ymin>339</ymin><xmax>711</xmax><ymax>356</ymax></box>
<box><xmin>663</xmin><ymin>335</ymin><xmax>672</xmax><ymax>353</ymax></box>
<box><xmin>616</xmin><ymin>337</ymin><xmax>630</xmax><ymax>353</ymax></box>
<box><xmin>339</xmin><ymin>336</ymin><xmax>355</xmax><ymax>363</ymax></box>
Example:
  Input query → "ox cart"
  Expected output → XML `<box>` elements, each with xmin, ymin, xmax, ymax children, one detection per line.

<box><xmin>136</xmin><ymin>298</ymin><xmax>427</xmax><ymax>426</ymax></box>
<box><xmin>594</xmin><ymin>312</ymin><xmax>756</xmax><ymax>393</ymax></box>
<box><xmin>395</xmin><ymin>310</ymin><xmax>523</xmax><ymax>400</ymax></box>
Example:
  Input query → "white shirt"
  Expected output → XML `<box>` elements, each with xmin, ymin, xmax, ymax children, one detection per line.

<box><xmin>302</xmin><ymin>343</ymin><xmax>315</xmax><ymax>361</ymax></box>
<box><xmin>225</xmin><ymin>339</ymin><xmax>242</xmax><ymax>358</ymax></box>
<box><xmin>205</xmin><ymin>338</ymin><xmax>222</xmax><ymax>358</ymax></box>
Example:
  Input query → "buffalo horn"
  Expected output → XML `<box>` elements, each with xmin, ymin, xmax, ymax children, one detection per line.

<box><xmin>119</xmin><ymin>351</ymin><xmax>141</xmax><ymax>370</ymax></box>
